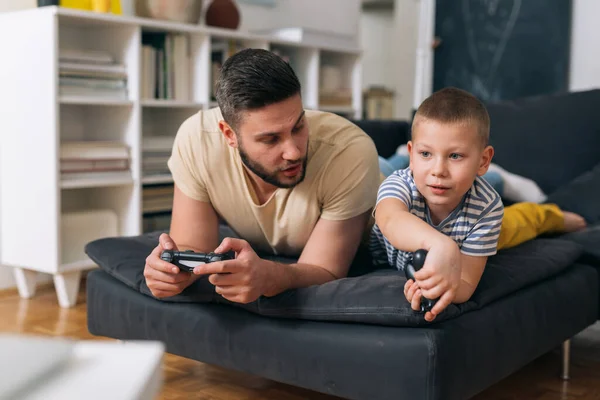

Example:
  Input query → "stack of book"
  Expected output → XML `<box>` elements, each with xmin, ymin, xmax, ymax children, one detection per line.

<box><xmin>143</xmin><ymin>212</ymin><xmax>172</xmax><ymax>233</ymax></box>
<box><xmin>141</xmin><ymin>32</ymin><xmax>190</xmax><ymax>101</ymax></box>
<box><xmin>60</xmin><ymin>141</ymin><xmax>130</xmax><ymax>180</ymax></box>
<box><xmin>142</xmin><ymin>136</ymin><xmax>174</xmax><ymax>178</ymax></box>
<box><xmin>59</xmin><ymin>48</ymin><xmax>128</xmax><ymax>100</ymax></box>
<box><xmin>142</xmin><ymin>185</ymin><xmax>174</xmax><ymax>214</ymax></box>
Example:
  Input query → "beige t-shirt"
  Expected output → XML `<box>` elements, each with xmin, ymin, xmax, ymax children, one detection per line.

<box><xmin>167</xmin><ymin>107</ymin><xmax>381</xmax><ymax>256</ymax></box>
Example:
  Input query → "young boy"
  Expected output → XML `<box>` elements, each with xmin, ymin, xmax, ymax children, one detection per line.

<box><xmin>369</xmin><ymin>87</ymin><xmax>586</xmax><ymax>322</ymax></box>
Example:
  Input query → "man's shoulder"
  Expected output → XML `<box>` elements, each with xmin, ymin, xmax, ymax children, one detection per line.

<box><xmin>174</xmin><ymin>107</ymin><xmax>226</xmax><ymax>149</ymax></box>
<box><xmin>177</xmin><ymin>107</ymin><xmax>222</xmax><ymax>135</ymax></box>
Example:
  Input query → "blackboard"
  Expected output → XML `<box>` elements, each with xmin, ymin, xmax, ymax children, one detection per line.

<box><xmin>433</xmin><ymin>0</ymin><xmax>572</xmax><ymax>102</ymax></box>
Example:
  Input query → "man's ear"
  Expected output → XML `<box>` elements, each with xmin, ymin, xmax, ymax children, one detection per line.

<box><xmin>477</xmin><ymin>145</ymin><xmax>494</xmax><ymax>176</ymax></box>
<box><xmin>219</xmin><ymin>120</ymin><xmax>238</xmax><ymax>148</ymax></box>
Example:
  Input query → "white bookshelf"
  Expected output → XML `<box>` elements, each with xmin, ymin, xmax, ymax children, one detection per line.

<box><xmin>0</xmin><ymin>6</ymin><xmax>363</xmax><ymax>307</ymax></box>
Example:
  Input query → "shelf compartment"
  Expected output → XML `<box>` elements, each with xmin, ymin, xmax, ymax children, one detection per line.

<box><xmin>60</xmin><ymin>172</ymin><xmax>134</xmax><ymax>189</ymax></box>
<box><xmin>60</xmin><ymin>209</ymin><xmax>118</xmax><ymax>269</ymax></box>
<box><xmin>142</xmin><ymin>183</ymin><xmax>174</xmax><ymax>216</ymax></box>
<box><xmin>318</xmin><ymin>51</ymin><xmax>361</xmax><ymax>115</ymax></box>
<box><xmin>60</xmin><ymin>96</ymin><xmax>134</xmax><ymax>106</ymax></box>
<box><xmin>58</xmin><ymin>16</ymin><xmax>139</xmax><ymax>102</ymax></box>
<box><xmin>142</xmin><ymin>174</ymin><xmax>174</xmax><ymax>185</ymax></box>
<box><xmin>61</xmin><ymin>185</ymin><xmax>141</xmax><ymax>239</ymax></box>
<box><xmin>140</xmin><ymin>28</ymin><xmax>210</xmax><ymax>105</ymax></box>
<box><xmin>142</xmin><ymin>107</ymin><xmax>193</xmax><ymax>139</ymax></box>
<box><xmin>60</xmin><ymin>103</ymin><xmax>138</xmax><ymax>143</ymax></box>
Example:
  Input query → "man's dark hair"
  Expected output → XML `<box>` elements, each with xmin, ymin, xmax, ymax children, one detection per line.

<box><xmin>215</xmin><ymin>48</ymin><xmax>302</xmax><ymax>130</ymax></box>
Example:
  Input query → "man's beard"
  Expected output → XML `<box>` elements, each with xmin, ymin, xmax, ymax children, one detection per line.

<box><xmin>238</xmin><ymin>144</ymin><xmax>308</xmax><ymax>189</ymax></box>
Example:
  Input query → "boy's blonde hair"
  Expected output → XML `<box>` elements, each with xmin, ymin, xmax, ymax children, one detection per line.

<box><xmin>412</xmin><ymin>87</ymin><xmax>490</xmax><ymax>147</ymax></box>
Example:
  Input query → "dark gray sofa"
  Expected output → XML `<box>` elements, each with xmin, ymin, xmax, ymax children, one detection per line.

<box><xmin>85</xmin><ymin>89</ymin><xmax>600</xmax><ymax>400</ymax></box>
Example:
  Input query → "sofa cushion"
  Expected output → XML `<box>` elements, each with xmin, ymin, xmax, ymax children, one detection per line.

<box><xmin>486</xmin><ymin>89</ymin><xmax>600</xmax><ymax>194</ymax></box>
<box><xmin>85</xmin><ymin>233</ymin><xmax>583</xmax><ymax>326</ymax></box>
<box><xmin>561</xmin><ymin>224</ymin><xmax>600</xmax><ymax>265</ymax></box>
<box><xmin>544</xmin><ymin>162</ymin><xmax>600</xmax><ymax>225</ymax></box>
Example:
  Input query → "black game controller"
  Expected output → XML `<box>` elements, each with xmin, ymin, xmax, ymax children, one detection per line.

<box><xmin>160</xmin><ymin>249</ymin><xmax>235</xmax><ymax>273</ymax></box>
<box><xmin>405</xmin><ymin>249</ymin><xmax>437</xmax><ymax>313</ymax></box>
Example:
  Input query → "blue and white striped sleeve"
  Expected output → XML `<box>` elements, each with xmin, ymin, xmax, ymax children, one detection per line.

<box><xmin>461</xmin><ymin>198</ymin><xmax>504</xmax><ymax>256</ymax></box>
<box><xmin>375</xmin><ymin>170</ymin><xmax>413</xmax><ymax>208</ymax></box>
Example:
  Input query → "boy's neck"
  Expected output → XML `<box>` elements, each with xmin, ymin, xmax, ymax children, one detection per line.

<box><xmin>426</xmin><ymin>195</ymin><xmax>466</xmax><ymax>226</ymax></box>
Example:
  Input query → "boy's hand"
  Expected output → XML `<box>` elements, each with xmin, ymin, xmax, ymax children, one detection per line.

<box><xmin>404</xmin><ymin>279</ymin><xmax>436</xmax><ymax>322</ymax></box>
<box><xmin>404</xmin><ymin>279</ymin><xmax>422</xmax><ymax>310</ymax></box>
<box><xmin>413</xmin><ymin>238</ymin><xmax>461</xmax><ymax>319</ymax></box>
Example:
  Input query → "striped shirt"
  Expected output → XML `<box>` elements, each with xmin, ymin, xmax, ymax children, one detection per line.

<box><xmin>369</xmin><ymin>167</ymin><xmax>504</xmax><ymax>271</ymax></box>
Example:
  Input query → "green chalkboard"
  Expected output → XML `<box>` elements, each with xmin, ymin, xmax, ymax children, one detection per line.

<box><xmin>433</xmin><ymin>0</ymin><xmax>572</xmax><ymax>102</ymax></box>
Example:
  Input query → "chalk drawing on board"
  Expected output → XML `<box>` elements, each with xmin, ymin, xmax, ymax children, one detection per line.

<box><xmin>463</xmin><ymin>0</ymin><xmax>521</xmax><ymax>99</ymax></box>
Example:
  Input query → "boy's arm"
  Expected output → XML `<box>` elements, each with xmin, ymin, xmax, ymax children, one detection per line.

<box><xmin>375</xmin><ymin>198</ymin><xmax>455</xmax><ymax>253</ymax></box>
<box><xmin>452</xmin><ymin>196</ymin><xmax>504</xmax><ymax>303</ymax></box>
<box><xmin>454</xmin><ymin>254</ymin><xmax>488</xmax><ymax>303</ymax></box>
<box><xmin>375</xmin><ymin>197</ymin><xmax>463</xmax><ymax>317</ymax></box>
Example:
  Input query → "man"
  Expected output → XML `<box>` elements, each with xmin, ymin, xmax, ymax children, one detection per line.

<box><xmin>143</xmin><ymin>48</ymin><xmax>382</xmax><ymax>303</ymax></box>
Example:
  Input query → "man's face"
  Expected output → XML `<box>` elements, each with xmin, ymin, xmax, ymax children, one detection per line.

<box><xmin>230</xmin><ymin>94</ymin><xmax>309</xmax><ymax>189</ymax></box>
<box><xmin>407</xmin><ymin>119</ymin><xmax>493</xmax><ymax>218</ymax></box>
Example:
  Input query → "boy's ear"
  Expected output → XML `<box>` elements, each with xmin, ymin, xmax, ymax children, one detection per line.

<box><xmin>407</xmin><ymin>141</ymin><xmax>413</xmax><ymax>168</ymax></box>
<box><xmin>219</xmin><ymin>120</ymin><xmax>239</xmax><ymax>148</ymax></box>
<box><xmin>477</xmin><ymin>145</ymin><xmax>494</xmax><ymax>176</ymax></box>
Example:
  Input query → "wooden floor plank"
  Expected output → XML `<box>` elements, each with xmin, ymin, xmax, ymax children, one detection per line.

<box><xmin>1</xmin><ymin>280</ymin><xmax>599</xmax><ymax>400</ymax></box>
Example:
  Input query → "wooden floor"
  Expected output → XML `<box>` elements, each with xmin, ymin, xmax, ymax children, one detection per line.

<box><xmin>2</xmin><ymin>280</ymin><xmax>600</xmax><ymax>400</ymax></box>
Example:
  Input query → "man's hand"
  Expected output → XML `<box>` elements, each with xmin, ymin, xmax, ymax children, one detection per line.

<box><xmin>193</xmin><ymin>237</ymin><xmax>273</xmax><ymax>304</ymax></box>
<box><xmin>413</xmin><ymin>237</ymin><xmax>462</xmax><ymax>320</ymax></box>
<box><xmin>144</xmin><ymin>233</ymin><xmax>200</xmax><ymax>298</ymax></box>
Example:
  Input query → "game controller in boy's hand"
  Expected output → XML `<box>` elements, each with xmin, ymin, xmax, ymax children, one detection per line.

<box><xmin>405</xmin><ymin>249</ymin><xmax>437</xmax><ymax>313</ymax></box>
<box><xmin>160</xmin><ymin>249</ymin><xmax>235</xmax><ymax>273</ymax></box>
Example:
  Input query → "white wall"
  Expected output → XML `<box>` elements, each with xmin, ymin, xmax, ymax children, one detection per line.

<box><xmin>391</xmin><ymin>0</ymin><xmax>420</xmax><ymax>119</ymax></box>
<box><xmin>360</xmin><ymin>1</ymin><xmax>421</xmax><ymax>119</ymax></box>
<box><xmin>119</xmin><ymin>0</ymin><xmax>361</xmax><ymax>40</ymax></box>
<box><xmin>238</xmin><ymin>0</ymin><xmax>361</xmax><ymax>39</ymax></box>
<box><xmin>569</xmin><ymin>0</ymin><xmax>600</xmax><ymax>91</ymax></box>
<box><xmin>360</xmin><ymin>8</ymin><xmax>395</xmax><ymax>90</ymax></box>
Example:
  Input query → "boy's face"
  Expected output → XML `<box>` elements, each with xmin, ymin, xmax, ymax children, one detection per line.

<box><xmin>407</xmin><ymin>119</ymin><xmax>494</xmax><ymax>218</ymax></box>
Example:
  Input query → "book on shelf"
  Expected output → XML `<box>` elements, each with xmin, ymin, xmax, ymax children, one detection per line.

<box><xmin>143</xmin><ymin>184</ymin><xmax>174</xmax><ymax>213</ymax></box>
<box><xmin>142</xmin><ymin>32</ymin><xmax>190</xmax><ymax>101</ymax></box>
<box><xmin>60</xmin><ymin>141</ymin><xmax>131</xmax><ymax>179</ymax></box>
<box><xmin>58</xmin><ymin>48</ymin><xmax>128</xmax><ymax>99</ymax></box>
<box><xmin>59</xmin><ymin>48</ymin><xmax>115</xmax><ymax>65</ymax></box>
<box><xmin>142</xmin><ymin>136</ymin><xmax>174</xmax><ymax>177</ymax></box>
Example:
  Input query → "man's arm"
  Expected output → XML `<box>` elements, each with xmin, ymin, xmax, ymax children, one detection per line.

<box><xmin>169</xmin><ymin>184</ymin><xmax>221</xmax><ymax>253</ymax></box>
<box><xmin>262</xmin><ymin>211</ymin><xmax>371</xmax><ymax>296</ymax></box>
<box><xmin>143</xmin><ymin>185</ymin><xmax>220</xmax><ymax>298</ymax></box>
